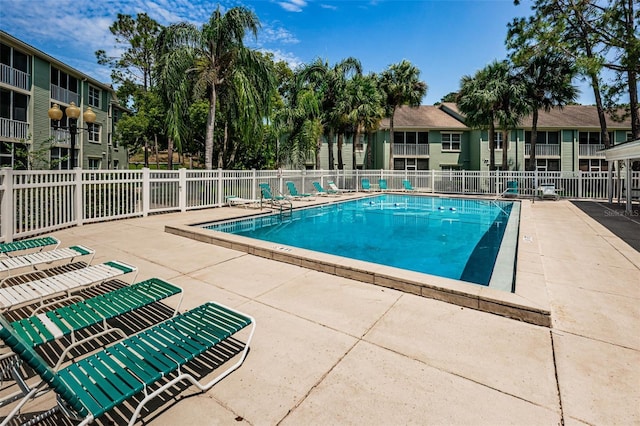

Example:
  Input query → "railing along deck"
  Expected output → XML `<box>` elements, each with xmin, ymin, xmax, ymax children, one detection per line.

<box><xmin>1</xmin><ymin>168</ymin><xmax>637</xmax><ymax>242</ymax></box>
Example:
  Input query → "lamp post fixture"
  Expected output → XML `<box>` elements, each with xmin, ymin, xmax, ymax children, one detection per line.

<box><xmin>47</xmin><ymin>102</ymin><xmax>96</xmax><ymax>169</ymax></box>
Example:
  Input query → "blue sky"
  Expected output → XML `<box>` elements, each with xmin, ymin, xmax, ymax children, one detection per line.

<box><xmin>0</xmin><ymin>0</ymin><xmax>594</xmax><ymax>104</ymax></box>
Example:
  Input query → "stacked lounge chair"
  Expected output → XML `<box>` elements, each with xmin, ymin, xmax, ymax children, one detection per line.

<box><xmin>0</xmin><ymin>235</ymin><xmax>256</xmax><ymax>425</ymax></box>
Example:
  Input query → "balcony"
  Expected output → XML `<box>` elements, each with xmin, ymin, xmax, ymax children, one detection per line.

<box><xmin>50</xmin><ymin>84</ymin><xmax>81</xmax><ymax>105</ymax></box>
<box><xmin>393</xmin><ymin>143</ymin><xmax>429</xmax><ymax>157</ymax></box>
<box><xmin>579</xmin><ymin>144</ymin><xmax>606</xmax><ymax>157</ymax></box>
<box><xmin>51</xmin><ymin>128</ymin><xmax>71</xmax><ymax>145</ymax></box>
<box><xmin>0</xmin><ymin>118</ymin><xmax>29</xmax><ymax>140</ymax></box>
<box><xmin>0</xmin><ymin>64</ymin><xmax>30</xmax><ymax>90</ymax></box>
<box><xmin>524</xmin><ymin>144</ymin><xmax>560</xmax><ymax>157</ymax></box>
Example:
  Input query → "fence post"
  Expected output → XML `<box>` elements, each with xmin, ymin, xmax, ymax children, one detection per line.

<box><xmin>74</xmin><ymin>168</ymin><xmax>83</xmax><ymax>227</ymax></box>
<box><xmin>462</xmin><ymin>169</ymin><xmax>466</xmax><ymax>193</ymax></box>
<box><xmin>431</xmin><ymin>169</ymin><xmax>435</xmax><ymax>193</ymax></box>
<box><xmin>1</xmin><ymin>168</ymin><xmax>14</xmax><ymax>242</ymax></box>
<box><xmin>251</xmin><ymin>169</ymin><xmax>257</xmax><ymax>200</ymax></box>
<box><xmin>217</xmin><ymin>168</ymin><xmax>224</xmax><ymax>207</ymax></box>
<box><xmin>578</xmin><ymin>171</ymin><xmax>583</xmax><ymax>198</ymax></box>
<box><xmin>179</xmin><ymin>168</ymin><xmax>187</xmax><ymax>212</ymax></box>
<box><xmin>142</xmin><ymin>168</ymin><xmax>150</xmax><ymax>217</ymax></box>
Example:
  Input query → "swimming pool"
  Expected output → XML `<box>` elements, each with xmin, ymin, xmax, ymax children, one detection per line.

<box><xmin>202</xmin><ymin>195</ymin><xmax>518</xmax><ymax>289</ymax></box>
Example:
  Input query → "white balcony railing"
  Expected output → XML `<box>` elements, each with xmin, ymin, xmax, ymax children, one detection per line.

<box><xmin>579</xmin><ymin>144</ymin><xmax>606</xmax><ymax>157</ymax></box>
<box><xmin>524</xmin><ymin>144</ymin><xmax>560</xmax><ymax>157</ymax></box>
<box><xmin>393</xmin><ymin>144</ymin><xmax>429</xmax><ymax>157</ymax></box>
<box><xmin>0</xmin><ymin>64</ymin><xmax>29</xmax><ymax>90</ymax></box>
<box><xmin>50</xmin><ymin>85</ymin><xmax>81</xmax><ymax>105</ymax></box>
<box><xmin>0</xmin><ymin>118</ymin><xmax>29</xmax><ymax>140</ymax></box>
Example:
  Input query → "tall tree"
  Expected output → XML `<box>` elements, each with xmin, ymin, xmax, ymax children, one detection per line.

<box><xmin>458</xmin><ymin>60</ymin><xmax>515</xmax><ymax>171</ymax></box>
<box><xmin>379</xmin><ymin>60</ymin><xmax>427</xmax><ymax>170</ymax></box>
<box><xmin>300</xmin><ymin>58</ymin><xmax>362</xmax><ymax>170</ymax></box>
<box><xmin>157</xmin><ymin>6</ymin><xmax>274</xmax><ymax>169</ymax></box>
<box><xmin>96</xmin><ymin>13</ymin><xmax>162</xmax><ymax>98</ymax></box>
<box><xmin>343</xmin><ymin>73</ymin><xmax>384</xmax><ymax>170</ymax></box>
<box><xmin>510</xmin><ymin>48</ymin><xmax>578</xmax><ymax>169</ymax></box>
<box><xmin>510</xmin><ymin>0</ymin><xmax>640</xmax><ymax>145</ymax></box>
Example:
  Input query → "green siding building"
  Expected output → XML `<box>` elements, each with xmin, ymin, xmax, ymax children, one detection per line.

<box><xmin>1</xmin><ymin>30</ymin><xmax>128</xmax><ymax>170</ymax></box>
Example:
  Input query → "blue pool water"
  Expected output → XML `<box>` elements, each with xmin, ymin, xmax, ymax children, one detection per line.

<box><xmin>204</xmin><ymin>195</ymin><xmax>515</xmax><ymax>286</ymax></box>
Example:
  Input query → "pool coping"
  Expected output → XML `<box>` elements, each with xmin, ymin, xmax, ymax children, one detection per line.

<box><xmin>165</xmin><ymin>196</ymin><xmax>551</xmax><ymax>327</ymax></box>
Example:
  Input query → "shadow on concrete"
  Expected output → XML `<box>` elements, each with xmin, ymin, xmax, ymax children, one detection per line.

<box><xmin>571</xmin><ymin>200</ymin><xmax>640</xmax><ymax>252</ymax></box>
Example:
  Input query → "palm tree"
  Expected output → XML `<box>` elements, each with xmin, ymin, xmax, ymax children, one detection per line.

<box><xmin>275</xmin><ymin>73</ymin><xmax>324</xmax><ymax>168</ymax></box>
<box><xmin>379</xmin><ymin>60</ymin><xmax>427</xmax><ymax>170</ymax></box>
<box><xmin>156</xmin><ymin>6</ymin><xmax>274</xmax><ymax>169</ymax></box>
<box><xmin>300</xmin><ymin>58</ymin><xmax>362</xmax><ymax>170</ymax></box>
<box><xmin>342</xmin><ymin>73</ymin><xmax>384</xmax><ymax>170</ymax></box>
<box><xmin>458</xmin><ymin>60</ymin><xmax>514</xmax><ymax>171</ymax></box>
<box><xmin>512</xmin><ymin>50</ymin><xmax>578</xmax><ymax>170</ymax></box>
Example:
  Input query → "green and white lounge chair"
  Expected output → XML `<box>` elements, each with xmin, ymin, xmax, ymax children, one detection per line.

<box><xmin>0</xmin><ymin>301</ymin><xmax>255</xmax><ymax>426</ymax></box>
<box><xmin>286</xmin><ymin>181</ymin><xmax>315</xmax><ymax>200</ymax></box>
<box><xmin>326</xmin><ymin>181</ymin><xmax>345</xmax><ymax>195</ymax></box>
<box><xmin>0</xmin><ymin>278</ymin><xmax>183</xmax><ymax>407</ymax></box>
<box><xmin>402</xmin><ymin>180</ymin><xmax>416</xmax><ymax>192</ymax></box>
<box><xmin>0</xmin><ymin>245</ymin><xmax>94</xmax><ymax>281</ymax></box>
<box><xmin>0</xmin><ymin>236</ymin><xmax>60</xmax><ymax>256</ymax></box>
<box><xmin>361</xmin><ymin>178</ymin><xmax>371</xmax><ymax>192</ymax></box>
<box><xmin>378</xmin><ymin>179</ymin><xmax>388</xmax><ymax>191</ymax></box>
<box><xmin>259</xmin><ymin>183</ymin><xmax>290</xmax><ymax>207</ymax></box>
<box><xmin>0</xmin><ymin>260</ymin><xmax>137</xmax><ymax>313</ymax></box>
<box><xmin>312</xmin><ymin>181</ymin><xmax>339</xmax><ymax>196</ymax></box>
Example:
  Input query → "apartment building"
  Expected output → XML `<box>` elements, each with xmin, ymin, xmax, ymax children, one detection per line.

<box><xmin>0</xmin><ymin>31</ymin><xmax>128</xmax><ymax>170</ymax></box>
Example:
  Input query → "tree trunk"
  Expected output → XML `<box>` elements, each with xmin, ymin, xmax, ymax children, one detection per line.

<box><xmin>327</xmin><ymin>130</ymin><xmax>335</xmax><ymax>170</ymax></box>
<box><xmin>316</xmin><ymin>135</ymin><xmax>322</xmax><ymax>169</ymax></box>
<box><xmin>204</xmin><ymin>87</ymin><xmax>217</xmax><ymax>170</ymax></box>
<box><xmin>154</xmin><ymin>134</ymin><xmax>159</xmax><ymax>169</ymax></box>
<box><xmin>337</xmin><ymin>133</ymin><xmax>344</xmax><ymax>170</ymax></box>
<box><xmin>167</xmin><ymin>138</ymin><xmax>173</xmax><ymax>170</ymax></box>
<box><xmin>144</xmin><ymin>138</ymin><xmax>149</xmax><ymax>168</ymax></box>
<box><xmin>488</xmin><ymin>121</ymin><xmax>496</xmax><ymax>171</ymax></box>
<box><xmin>502</xmin><ymin>129</ymin><xmax>509</xmax><ymax>170</ymax></box>
<box><xmin>352</xmin><ymin>126</ymin><xmax>360</xmax><ymax>170</ymax></box>
<box><xmin>529</xmin><ymin>109</ymin><xmax>539</xmax><ymax>171</ymax></box>
<box><xmin>388</xmin><ymin>108</ymin><xmax>395</xmax><ymax>170</ymax></box>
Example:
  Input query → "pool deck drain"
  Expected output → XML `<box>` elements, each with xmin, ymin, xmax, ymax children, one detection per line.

<box><xmin>166</xmin><ymin>198</ymin><xmax>550</xmax><ymax>327</ymax></box>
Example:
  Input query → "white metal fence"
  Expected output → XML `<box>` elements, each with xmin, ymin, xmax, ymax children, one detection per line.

<box><xmin>1</xmin><ymin>167</ymin><xmax>638</xmax><ymax>242</ymax></box>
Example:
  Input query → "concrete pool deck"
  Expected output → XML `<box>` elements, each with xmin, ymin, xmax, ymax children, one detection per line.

<box><xmin>1</xmin><ymin>196</ymin><xmax>638</xmax><ymax>425</ymax></box>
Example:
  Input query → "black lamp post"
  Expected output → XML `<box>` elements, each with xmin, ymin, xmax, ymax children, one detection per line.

<box><xmin>48</xmin><ymin>102</ymin><xmax>96</xmax><ymax>169</ymax></box>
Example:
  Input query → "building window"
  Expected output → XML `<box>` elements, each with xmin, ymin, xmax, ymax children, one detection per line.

<box><xmin>626</xmin><ymin>132</ymin><xmax>634</xmax><ymax>142</ymax></box>
<box><xmin>394</xmin><ymin>131</ymin><xmax>428</xmax><ymax>145</ymax></box>
<box><xmin>393</xmin><ymin>132</ymin><xmax>404</xmax><ymax>144</ymax></box>
<box><xmin>87</xmin><ymin>123</ymin><xmax>100</xmax><ymax>143</ymax></box>
<box><xmin>441</xmin><ymin>133</ymin><xmax>461</xmax><ymax>151</ymax></box>
<box><xmin>88</xmin><ymin>158</ymin><xmax>101</xmax><ymax>170</ymax></box>
<box><xmin>578</xmin><ymin>131</ymin><xmax>614</xmax><ymax>145</ymax></box>
<box><xmin>525</xmin><ymin>131</ymin><xmax>559</xmax><ymax>144</ymax></box>
<box><xmin>50</xmin><ymin>147</ymin><xmax>70</xmax><ymax>170</ymax></box>
<box><xmin>393</xmin><ymin>158</ymin><xmax>429</xmax><ymax>171</ymax></box>
<box><xmin>0</xmin><ymin>142</ymin><xmax>27</xmax><ymax>169</ymax></box>
<box><xmin>88</xmin><ymin>85</ymin><xmax>100</xmax><ymax>108</ymax></box>
<box><xmin>494</xmin><ymin>132</ymin><xmax>509</xmax><ymax>150</ymax></box>
<box><xmin>526</xmin><ymin>159</ymin><xmax>560</xmax><ymax>171</ymax></box>
<box><xmin>579</xmin><ymin>159</ymin><xmax>608</xmax><ymax>172</ymax></box>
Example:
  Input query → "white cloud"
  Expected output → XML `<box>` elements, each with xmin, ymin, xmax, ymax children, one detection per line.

<box><xmin>277</xmin><ymin>0</ymin><xmax>307</xmax><ymax>12</ymax></box>
<box><xmin>261</xmin><ymin>26</ymin><xmax>300</xmax><ymax>45</ymax></box>
<box><xmin>260</xmin><ymin>48</ymin><xmax>303</xmax><ymax>69</ymax></box>
<box><xmin>320</xmin><ymin>4</ymin><xmax>338</xmax><ymax>10</ymax></box>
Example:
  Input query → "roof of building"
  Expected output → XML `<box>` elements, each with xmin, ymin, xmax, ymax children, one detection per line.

<box><xmin>517</xmin><ymin>105</ymin><xmax>633</xmax><ymax>129</ymax></box>
<box><xmin>380</xmin><ymin>105</ymin><xmax>469</xmax><ymax>130</ymax></box>
<box><xmin>383</xmin><ymin>102</ymin><xmax>633</xmax><ymax>131</ymax></box>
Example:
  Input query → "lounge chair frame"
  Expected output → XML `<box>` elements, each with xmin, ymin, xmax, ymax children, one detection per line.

<box><xmin>0</xmin><ymin>245</ymin><xmax>95</xmax><ymax>281</ymax></box>
<box><xmin>0</xmin><ymin>278</ymin><xmax>183</xmax><ymax>409</ymax></box>
<box><xmin>0</xmin><ymin>237</ymin><xmax>60</xmax><ymax>256</ymax></box>
<box><xmin>0</xmin><ymin>261</ymin><xmax>137</xmax><ymax>313</ymax></box>
<box><xmin>0</xmin><ymin>301</ymin><xmax>255</xmax><ymax>426</ymax></box>
<box><xmin>312</xmin><ymin>181</ymin><xmax>339</xmax><ymax>197</ymax></box>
